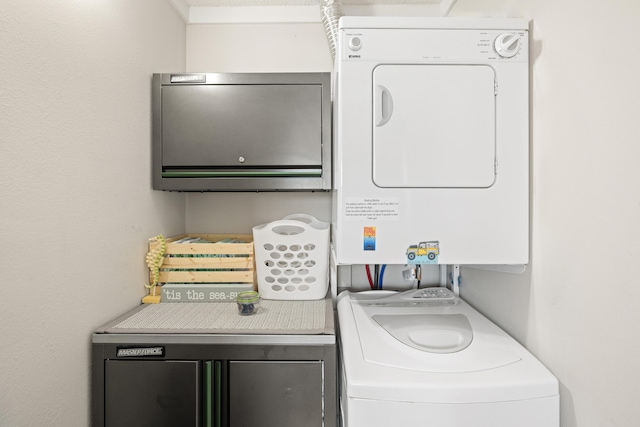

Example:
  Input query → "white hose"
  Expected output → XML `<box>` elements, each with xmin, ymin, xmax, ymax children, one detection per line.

<box><xmin>320</xmin><ymin>0</ymin><xmax>344</xmax><ymax>62</ymax></box>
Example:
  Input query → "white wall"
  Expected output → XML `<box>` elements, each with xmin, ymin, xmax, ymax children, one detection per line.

<box><xmin>0</xmin><ymin>1</ymin><xmax>186</xmax><ymax>426</ymax></box>
<box><xmin>186</xmin><ymin>2</ymin><xmax>640</xmax><ymax>427</ymax></box>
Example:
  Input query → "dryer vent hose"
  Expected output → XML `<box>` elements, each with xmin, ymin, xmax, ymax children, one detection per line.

<box><xmin>320</xmin><ymin>0</ymin><xmax>344</xmax><ymax>62</ymax></box>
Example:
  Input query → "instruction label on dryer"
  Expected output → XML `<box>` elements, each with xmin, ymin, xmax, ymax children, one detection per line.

<box><xmin>345</xmin><ymin>198</ymin><xmax>400</xmax><ymax>221</ymax></box>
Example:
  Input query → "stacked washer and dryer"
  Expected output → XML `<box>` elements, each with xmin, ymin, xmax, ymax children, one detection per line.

<box><xmin>332</xmin><ymin>17</ymin><xmax>559</xmax><ymax>426</ymax></box>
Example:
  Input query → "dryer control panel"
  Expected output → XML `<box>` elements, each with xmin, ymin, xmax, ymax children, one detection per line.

<box><xmin>342</xmin><ymin>28</ymin><xmax>527</xmax><ymax>63</ymax></box>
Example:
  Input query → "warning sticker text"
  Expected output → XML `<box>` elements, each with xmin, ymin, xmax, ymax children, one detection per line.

<box><xmin>345</xmin><ymin>198</ymin><xmax>400</xmax><ymax>221</ymax></box>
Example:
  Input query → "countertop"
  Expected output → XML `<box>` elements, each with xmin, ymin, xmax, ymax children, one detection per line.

<box><xmin>92</xmin><ymin>296</ymin><xmax>335</xmax><ymax>346</ymax></box>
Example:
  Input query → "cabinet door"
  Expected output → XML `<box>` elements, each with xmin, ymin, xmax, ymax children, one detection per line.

<box><xmin>162</xmin><ymin>84</ymin><xmax>323</xmax><ymax>168</ymax></box>
<box><xmin>105</xmin><ymin>360</ymin><xmax>201</xmax><ymax>427</ymax></box>
<box><xmin>229</xmin><ymin>361</ymin><xmax>323</xmax><ymax>427</ymax></box>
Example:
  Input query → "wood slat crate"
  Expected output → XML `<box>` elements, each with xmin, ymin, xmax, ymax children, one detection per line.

<box><xmin>149</xmin><ymin>234</ymin><xmax>255</xmax><ymax>286</ymax></box>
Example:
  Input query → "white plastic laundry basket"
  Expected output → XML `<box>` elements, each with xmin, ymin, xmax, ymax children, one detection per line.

<box><xmin>253</xmin><ymin>214</ymin><xmax>330</xmax><ymax>300</ymax></box>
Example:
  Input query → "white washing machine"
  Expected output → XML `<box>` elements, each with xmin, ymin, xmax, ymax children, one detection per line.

<box><xmin>337</xmin><ymin>288</ymin><xmax>559</xmax><ymax>427</ymax></box>
<box><xmin>333</xmin><ymin>17</ymin><xmax>530</xmax><ymax>265</ymax></box>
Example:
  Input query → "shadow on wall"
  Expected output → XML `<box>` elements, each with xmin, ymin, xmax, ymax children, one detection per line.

<box><xmin>458</xmin><ymin>265</ymin><xmax>533</xmax><ymax>345</ymax></box>
<box><xmin>559</xmin><ymin>382</ymin><xmax>575</xmax><ymax>426</ymax></box>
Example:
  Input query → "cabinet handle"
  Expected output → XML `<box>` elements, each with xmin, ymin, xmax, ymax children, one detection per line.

<box><xmin>214</xmin><ymin>361</ymin><xmax>222</xmax><ymax>427</ymax></box>
<box><xmin>205</xmin><ymin>361</ymin><xmax>212</xmax><ymax>427</ymax></box>
<box><xmin>205</xmin><ymin>361</ymin><xmax>222</xmax><ymax>427</ymax></box>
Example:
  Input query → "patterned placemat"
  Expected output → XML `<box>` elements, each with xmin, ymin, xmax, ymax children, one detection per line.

<box><xmin>103</xmin><ymin>299</ymin><xmax>331</xmax><ymax>335</ymax></box>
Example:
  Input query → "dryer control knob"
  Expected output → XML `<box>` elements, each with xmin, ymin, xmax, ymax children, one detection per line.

<box><xmin>348</xmin><ymin>36</ymin><xmax>362</xmax><ymax>51</ymax></box>
<box><xmin>494</xmin><ymin>33</ymin><xmax>521</xmax><ymax>58</ymax></box>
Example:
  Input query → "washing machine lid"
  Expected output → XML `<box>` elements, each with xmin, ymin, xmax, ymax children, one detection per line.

<box><xmin>372</xmin><ymin>313</ymin><xmax>473</xmax><ymax>354</ymax></box>
<box><xmin>338</xmin><ymin>290</ymin><xmax>560</xmax><ymax>404</ymax></box>
<box><xmin>350</xmin><ymin>291</ymin><xmax>522</xmax><ymax>373</ymax></box>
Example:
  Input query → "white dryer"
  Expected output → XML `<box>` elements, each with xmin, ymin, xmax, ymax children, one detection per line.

<box><xmin>333</xmin><ymin>17</ymin><xmax>530</xmax><ymax>265</ymax></box>
<box><xmin>337</xmin><ymin>288</ymin><xmax>559</xmax><ymax>427</ymax></box>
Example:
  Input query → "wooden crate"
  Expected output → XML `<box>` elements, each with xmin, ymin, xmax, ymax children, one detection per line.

<box><xmin>149</xmin><ymin>234</ymin><xmax>255</xmax><ymax>286</ymax></box>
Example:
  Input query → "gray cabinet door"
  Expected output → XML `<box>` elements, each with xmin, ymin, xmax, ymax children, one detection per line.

<box><xmin>229</xmin><ymin>361</ymin><xmax>323</xmax><ymax>427</ymax></box>
<box><xmin>105</xmin><ymin>360</ymin><xmax>201</xmax><ymax>427</ymax></box>
<box><xmin>162</xmin><ymin>84</ymin><xmax>323</xmax><ymax>169</ymax></box>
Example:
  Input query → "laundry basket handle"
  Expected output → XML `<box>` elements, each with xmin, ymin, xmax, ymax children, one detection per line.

<box><xmin>281</xmin><ymin>213</ymin><xmax>328</xmax><ymax>230</ymax></box>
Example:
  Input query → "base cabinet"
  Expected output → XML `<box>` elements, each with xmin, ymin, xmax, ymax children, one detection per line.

<box><xmin>92</xmin><ymin>340</ymin><xmax>336</xmax><ymax>427</ymax></box>
<box><xmin>229</xmin><ymin>361</ymin><xmax>323</xmax><ymax>426</ymax></box>
<box><xmin>105</xmin><ymin>360</ymin><xmax>201</xmax><ymax>426</ymax></box>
